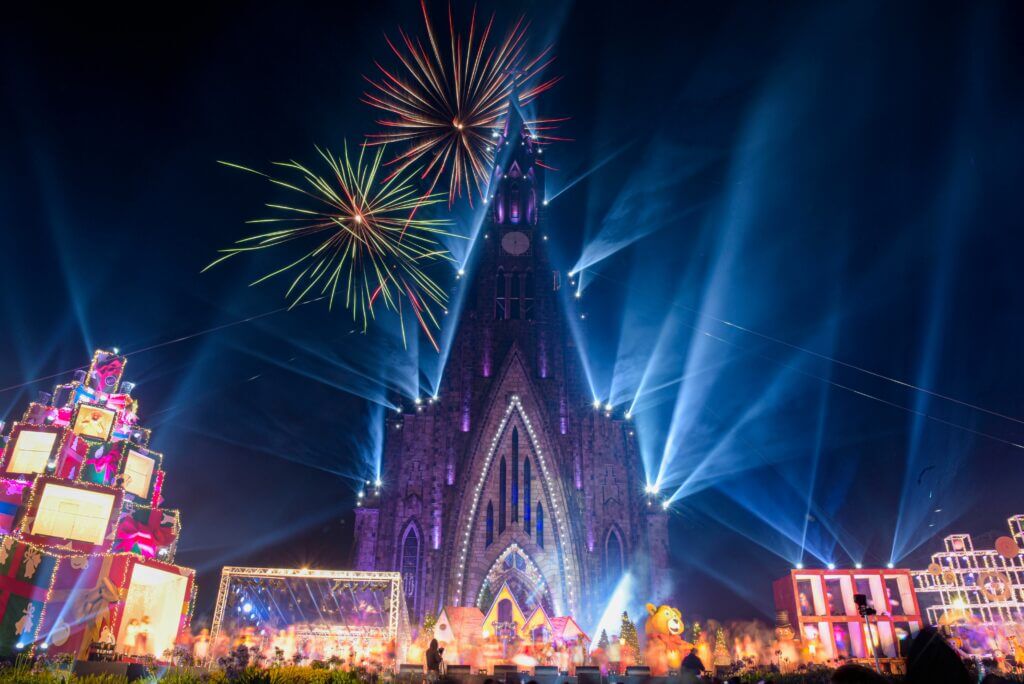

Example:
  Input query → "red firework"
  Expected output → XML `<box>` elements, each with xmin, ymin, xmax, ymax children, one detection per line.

<box><xmin>363</xmin><ymin>1</ymin><xmax>565</xmax><ymax>206</ymax></box>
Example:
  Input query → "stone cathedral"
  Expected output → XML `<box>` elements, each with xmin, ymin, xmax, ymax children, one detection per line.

<box><xmin>353</xmin><ymin>102</ymin><xmax>668</xmax><ymax>627</ymax></box>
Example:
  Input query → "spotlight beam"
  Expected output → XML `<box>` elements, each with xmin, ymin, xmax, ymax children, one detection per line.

<box><xmin>546</xmin><ymin>140</ymin><xmax>635</xmax><ymax>203</ymax></box>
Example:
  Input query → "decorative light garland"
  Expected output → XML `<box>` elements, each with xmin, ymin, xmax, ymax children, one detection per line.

<box><xmin>452</xmin><ymin>395</ymin><xmax>578</xmax><ymax>615</ymax></box>
<box><xmin>475</xmin><ymin>542</ymin><xmax>548</xmax><ymax>608</ymax></box>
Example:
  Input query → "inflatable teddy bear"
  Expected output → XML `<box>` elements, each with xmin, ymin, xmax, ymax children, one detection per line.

<box><xmin>644</xmin><ymin>603</ymin><xmax>693</xmax><ymax>676</ymax></box>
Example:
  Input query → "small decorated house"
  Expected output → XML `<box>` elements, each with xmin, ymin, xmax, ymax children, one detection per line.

<box><xmin>521</xmin><ymin>605</ymin><xmax>554</xmax><ymax>642</ymax></box>
<box><xmin>550</xmin><ymin>615</ymin><xmax>590</xmax><ymax>647</ymax></box>
<box><xmin>434</xmin><ymin>606</ymin><xmax>484</xmax><ymax>664</ymax></box>
<box><xmin>480</xmin><ymin>582</ymin><xmax>527</xmax><ymax>639</ymax></box>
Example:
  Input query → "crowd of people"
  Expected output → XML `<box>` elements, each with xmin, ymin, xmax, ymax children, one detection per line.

<box><xmin>419</xmin><ymin>627</ymin><xmax>1024</xmax><ymax>682</ymax></box>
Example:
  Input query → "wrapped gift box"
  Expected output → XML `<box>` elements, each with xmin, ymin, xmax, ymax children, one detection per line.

<box><xmin>52</xmin><ymin>432</ymin><xmax>89</xmax><ymax>480</ymax></box>
<box><xmin>0</xmin><ymin>478</ymin><xmax>32</xmax><ymax>535</ymax></box>
<box><xmin>0</xmin><ymin>536</ymin><xmax>60</xmax><ymax>652</ymax></box>
<box><xmin>39</xmin><ymin>553</ymin><xmax>195</xmax><ymax>661</ymax></box>
<box><xmin>20</xmin><ymin>403</ymin><xmax>59</xmax><ymax>427</ymax></box>
<box><xmin>1</xmin><ymin>425</ymin><xmax>89</xmax><ymax>481</ymax></box>
<box><xmin>70</xmin><ymin>403</ymin><xmax>117</xmax><ymax>443</ymax></box>
<box><xmin>118</xmin><ymin>446</ymin><xmax>162</xmax><ymax>504</ymax></box>
<box><xmin>84</xmin><ymin>350</ymin><xmax>126</xmax><ymax>395</ymax></box>
<box><xmin>79</xmin><ymin>440</ymin><xmax>121</xmax><ymax>487</ymax></box>
<box><xmin>1</xmin><ymin>424</ymin><xmax>62</xmax><ymax>476</ymax></box>
<box><xmin>113</xmin><ymin>505</ymin><xmax>180</xmax><ymax>561</ymax></box>
<box><xmin>79</xmin><ymin>443</ymin><xmax>161</xmax><ymax>505</ymax></box>
<box><xmin>18</xmin><ymin>477</ymin><xmax>123</xmax><ymax>555</ymax></box>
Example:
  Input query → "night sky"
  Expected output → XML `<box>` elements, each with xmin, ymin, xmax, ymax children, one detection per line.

<box><xmin>3</xmin><ymin>2</ymin><xmax>1024</xmax><ymax>626</ymax></box>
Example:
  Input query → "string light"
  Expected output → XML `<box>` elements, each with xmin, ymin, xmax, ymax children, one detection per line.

<box><xmin>452</xmin><ymin>396</ymin><xmax>579</xmax><ymax>613</ymax></box>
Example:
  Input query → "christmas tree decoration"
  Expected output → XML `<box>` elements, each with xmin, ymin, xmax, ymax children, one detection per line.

<box><xmin>597</xmin><ymin>628</ymin><xmax>609</xmax><ymax>652</ymax></box>
<box><xmin>0</xmin><ymin>350</ymin><xmax>195</xmax><ymax>661</ymax></box>
<box><xmin>620</xmin><ymin>610</ymin><xmax>640</xmax><ymax>660</ymax></box>
<box><xmin>421</xmin><ymin>611</ymin><xmax>437</xmax><ymax>640</ymax></box>
<box><xmin>713</xmin><ymin>627</ymin><xmax>731</xmax><ymax>667</ymax></box>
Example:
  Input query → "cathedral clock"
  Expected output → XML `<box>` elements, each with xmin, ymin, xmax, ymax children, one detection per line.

<box><xmin>501</xmin><ymin>230</ymin><xmax>531</xmax><ymax>256</ymax></box>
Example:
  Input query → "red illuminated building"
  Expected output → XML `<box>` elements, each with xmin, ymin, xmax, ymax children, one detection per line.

<box><xmin>773</xmin><ymin>568</ymin><xmax>924</xmax><ymax>661</ymax></box>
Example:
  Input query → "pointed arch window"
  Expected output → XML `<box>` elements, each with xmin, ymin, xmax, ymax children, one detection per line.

<box><xmin>522</xmin><ymin>271</ymin><xmax>534</xmax><ymax>320</ymax></box>
<box><xmin>511</xmin><ymin>428</ymin><xmax>519</xmax><ymax>523</ymax></box>
<box><xmin>495</xmin><ymin>269</ymin><xmax>510</xmax><ymax>320</ymax></box>
<box><xmin>524</xmin><ymin>458</ymin><xmax>532</xmax><ymax>534</ymax></box>
<box><xmin>536</xmin><ymin>502</ymin><xmax>545</xmax><ymax>549</ymax></box>
<box><xmin>498</xmin><ymin>598</ymin><xmax>514</xmax><ymax>622</ymax></box>
<box><xmin>499</xmin><ymin>456</ymin><xmax>507</xmax><ymax>534</ymax></box>
<box><xmin>400</xmin><ymin>524</ymin><xmax>420</xmax><ymax>619</ymax></box>
<box><xmin>606</xmin><ymin>528</ymin><xmax>624</xmax><ymax>583</ymax></box>
<box><xmin>486</xmin><ymin>501</ymin><xmax>494</xmax><ymax>547</ymax></box>
<box><xmin>510</xmin><ymin>183</ymin><xmax>520</xmax><ymax>223</ymax></box>
<box><xmin>510</xmin><ymin>271</ymin><xmax>521</xmax><ymax>319</ymax></box>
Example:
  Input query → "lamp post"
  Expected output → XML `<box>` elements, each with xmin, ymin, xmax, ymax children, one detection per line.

<box><xmin>854</xmin><ymin>593</ymin><xmax>882</xmax><ymax>674</ymax></box>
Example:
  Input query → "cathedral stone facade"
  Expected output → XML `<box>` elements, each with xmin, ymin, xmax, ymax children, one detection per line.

<box><xmin>353</xmin><ymin>103</ymin><xmax>669</xmax><ymax>627</ymax></box>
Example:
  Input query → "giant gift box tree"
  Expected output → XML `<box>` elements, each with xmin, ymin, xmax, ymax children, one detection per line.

<box><xmin>0</xmin><ymin>350</ymin><xmax>195</xmax><ymax>660</ymax></box>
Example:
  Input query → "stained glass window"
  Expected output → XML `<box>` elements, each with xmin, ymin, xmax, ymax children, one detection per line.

<box><xmin>606</xmin><ymin>529</ymin><xmax>623</xmax><ymax>583</ymax></box>
<box><xmin>537</xmin><ymin>502</ymin><xmax>544</xmax><ymax>549</ymax></box>
<box><xmin>499</xmin><ymin>456</ymin><xmax>507</xmax><ymax>534</ymax></box>
<box><xmin>524</xmin><ymin>458</ymin><xmax>532</xmax><ymax>534</ymax></box>
<box><xmin>401</xmin><ymin>525</ymin><xmax>419</xmax><ymax>619</ymax></box>
<box><xmin>511</xmin><ymin>428</ymin><xmax>519</xmax><ymax>523</ymax></box>
<box><xmin>486</xmin><ymin>501</ymin><xmax>494</xmax><ymax>547</ymax></box>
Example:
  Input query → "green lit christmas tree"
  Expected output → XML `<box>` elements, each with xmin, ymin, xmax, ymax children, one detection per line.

<box><xmin>620</xmin><ymin>611</ymin><xmax>640</xmax><ymax>660</ymax></box>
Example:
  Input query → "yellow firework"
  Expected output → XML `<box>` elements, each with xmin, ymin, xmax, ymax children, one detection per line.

<box><xmin>206</xmin><ymin>143</ymin><xmax>458</xmax><ymax>350</ymax></box>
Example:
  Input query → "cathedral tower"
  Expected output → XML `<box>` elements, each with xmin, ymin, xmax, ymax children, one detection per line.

<box><xmin>353</xmin><ymin>98</ymin><xmax>668</xmax><ymax>627</ymax></box>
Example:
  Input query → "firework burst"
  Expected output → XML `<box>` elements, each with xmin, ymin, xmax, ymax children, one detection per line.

<box><xmin>364</xmin><ymin>1</ymin><xmax>564</xmax><ymax>206</ymax></box>
<box><xmin>205</xmin><ymin>143</ymin><xmax>458</xmax><ymax>350</ymax></box>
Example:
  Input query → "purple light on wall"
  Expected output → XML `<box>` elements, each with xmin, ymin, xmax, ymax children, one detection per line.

<box><xmin>447</xmin><ymin>446</ymin><xmax>456</xmax><ymax>484</ymax></box>
<box><xmin>482</xmin><ymin>328</ymin><xmax>493</xmax><ymax>377</ymax></box>
<box><xmin>587</xmin><ymin>525</ymin><xmax>595</xmax><ymax>552</ymax></box>
<box><xmin>433</xmin><ymin>508</ymin><xmax>442</xmax><ymax>550</ymax></box>
<box><xmin>460</xmin><ymin>388</ymin><xmax>471</xmax><ymax>433</ymax></box>
<box><xmin>538</xmin><ymin>331</ymin><xmax>549</xmax><ymax>378</ymax></box>
<box><xmin>574</xmin><ymin>446</ymin><xmax>582</xmax><ymax>490</ymax></box>
<box><xmin>559</xmin><ymin>392</ymin><xmax>568</xmax><ymax>435</ymax></box>
<box><xmin>460</xmin><ymin>366</ymin><xmax>471</xmax><ymax>430</ymax></box>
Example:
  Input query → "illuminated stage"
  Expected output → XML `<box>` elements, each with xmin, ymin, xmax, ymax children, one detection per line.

<box><xmin>208</xmin><ymin>567</ymin><xmax>411</xmax><ymax>668</ymax></box>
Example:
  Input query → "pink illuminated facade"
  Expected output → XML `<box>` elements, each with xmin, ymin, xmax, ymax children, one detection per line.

<box><xmin>353</xmin><ymin>102</ymin><xmax>668</xmax><ymax>627</ymax></box>
<box><xmin>773</xmin><ymin>568</ymin><xmax>924</xmax><ymax>660</ymax></box>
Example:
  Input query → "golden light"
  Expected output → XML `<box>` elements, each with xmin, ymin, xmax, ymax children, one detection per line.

<box><xmin>32</xmin><ymin>483</ymin><xmax>117</xmax><ymax>545</ymax></box>
<box><xmin>353</xmin><ymin>213</ymin><xmax>363</xmax><ymax>224</ymax></box>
